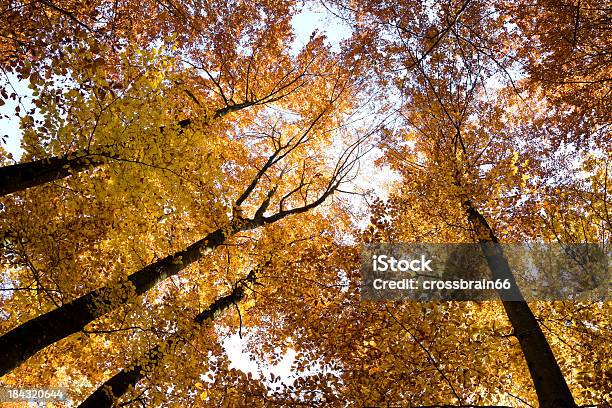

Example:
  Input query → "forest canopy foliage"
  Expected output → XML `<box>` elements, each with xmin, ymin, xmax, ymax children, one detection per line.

<box><xmin>0</xmin><ymin>0</ymin><xmax>609</xmax><ymax>406</ymax></box>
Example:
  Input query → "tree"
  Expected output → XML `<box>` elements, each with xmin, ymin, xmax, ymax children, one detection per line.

<box><xmin>0</xmin><ymin>8</ymin><xmax>332</xmax><ymax>197</ymax></box>
<box><xmin>0</xmin><ymin>80</ymin><xmax>365</xmax><ymax>375</ymax></box>
<box><xmin>328</xmin><ymin>0</ymin><xmax>608</xmax><ymax>404</ymax></box>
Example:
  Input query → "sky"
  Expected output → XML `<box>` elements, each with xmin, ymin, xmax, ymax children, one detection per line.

<box><xmin>0</xmin><ymin>74</ymin><xmax>31</xmax><ymax>160</ymax></box>
<box><xmin>290</xmin><ymin>2</ymin><xmax>352</xmax><ymax>54</ymax></box>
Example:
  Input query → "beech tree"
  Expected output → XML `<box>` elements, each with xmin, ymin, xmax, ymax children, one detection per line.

<box><xmin>0</xmin><ymin>1</ymin><xmax>332</xmax><ymax>197</ymax></box>
<box><xmin>324</xmin><ymin>0</ymin><xmax>608</xmax><ymax>405</ymax></box>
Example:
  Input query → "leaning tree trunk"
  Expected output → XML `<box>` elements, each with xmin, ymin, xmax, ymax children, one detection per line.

<box><xmin>0</xmin><ymin>99</ymin><xmax>256</xmax><ymax>198</ymax></box>
<box><xmin>464</xmin><ymin>201</ymin><xmax>577</xmax><ymax>408</ymax></box>
<box><xmin>79</xmin><ymin>271</ymin><xmax>255</xmax><ymax>407</ymax></box>
<box><xmin>0</xmin><ymin>152</ymin><xmax>110</xmax><ymax>197</ymax></box>
<box><xmin>0</xmin><ymin>219</ymin><xmax>260</xmax><ymax>376</ymax></box>
<box><xmin>0</xmin><ymin>118</ymin><xmax>189</xmax><ymax>197</ymax></box>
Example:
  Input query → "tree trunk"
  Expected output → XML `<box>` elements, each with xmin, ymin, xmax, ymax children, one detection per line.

<box><xmin>0</xmin><ymin>153</ymin><xmax>108</xmax><ymax>197</ymax></box>
<box><xmin>0</xmin><ymin>103</ymin><xmax>241</xmax><ymax>197</ymax></box>
<box><xmin>0</xmin><ymin>222</ymin><xmax>255</xmax><ymax>376</ymax></box>
<box><xmin>464</xmin><ymin>201</ymin><xmax>577</xmax><ymax>408</ymax></box>
<box><xmin>79</xmin><ymin>273</ymin><xmax>253</xmax><ymax>407</ymax></box>
<box><xmin>0</xmin><ymin>138</ymin><xmax>338</xmax><ymax>376</ymax></box>
<box><xmin>0</xmin><ymin>171</ymin><xmax>335</xmax><ymax>376</ymax></box>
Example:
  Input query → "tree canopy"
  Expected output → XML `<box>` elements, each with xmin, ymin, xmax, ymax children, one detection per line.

<box><xmin>0</xmin><ymin>0</ymin><xmax>609</xmax><ymax>406</ymax></box>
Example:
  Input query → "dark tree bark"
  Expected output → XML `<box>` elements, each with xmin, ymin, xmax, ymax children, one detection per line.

<box><xmin>465</xmin><ymin>201</ymin><xmax>577</xmax><ymax>408</ymax></box>
<box><xmin>0</xmin><ymin>152</ymin><xmax>108</xmax><ymax>197</ymax></box>
<box><xmin>0</xmin><ymin>224</ymin><xmax>234</xmax><ymax>376</ymax></box>
<box><xmin>0</xmin><ymin>103</ymin><xmax>236</xmax><ymax>197</ymax></box>
<box><xmin>0</xmin><ymin>106</ymin><xmax>345</xmax><ymax>376</ymax></box>
<box><xmin>79</xmin><ymin>271</ymin><xmax>255</xmax><ymax>408</ymax></box>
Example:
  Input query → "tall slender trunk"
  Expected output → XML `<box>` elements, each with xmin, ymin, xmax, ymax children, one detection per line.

<box><xmin>79</xmin><ymin>271</ymin><xmax>254</xmax><ymax>407</ymax></box>
<box><xmin>0</xmin><ymin>152</ymin><xmax>109</xmax><ymax>197</ymax></box>
<box><xmin>0</xmin><ymin>100</ymin><xmax>252</xmax><ymax>198</ymax></box>
<box><xmin>0</xmin><ymin>218</ymin><xmax>261</xmax><ymax>376</ymax></box>
<box><xmin>464</xmin><ymin>201</ymin><xmax>577</xmax><ymax>408</ymax></box>
<box><xmin>0</xmin><ymin>118</ymin><xmax>189</xmax><ymax>197</ymax></box>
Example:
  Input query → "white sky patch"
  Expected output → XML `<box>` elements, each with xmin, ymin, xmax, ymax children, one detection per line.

<box><xmin>290</xmin><ymin>3</ymin><xmax>353</xmax><ymax>55</ymax></box>
<box><xmin>0</xmin><ymin>73</ymin><xmax>32</xmax><ymax>161</ymax></box>
<box><xmin>339</xmin><ymin>145</ymin><xmax>402</xmax><ymax>231</ymax></box>
<box><xmin>223</xmin><ymin>332</ymin><xmax>296</xmax><ymax>385</ymax></box>
<box><xmin>221</xmin><ymin>329</ymin><xmax>342</xmax><ymax>390</ymax></box>
<box><xmin>219</xmin><ymin>328</ymin><xmax>343</xmax><ymax>402</ymax></box>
